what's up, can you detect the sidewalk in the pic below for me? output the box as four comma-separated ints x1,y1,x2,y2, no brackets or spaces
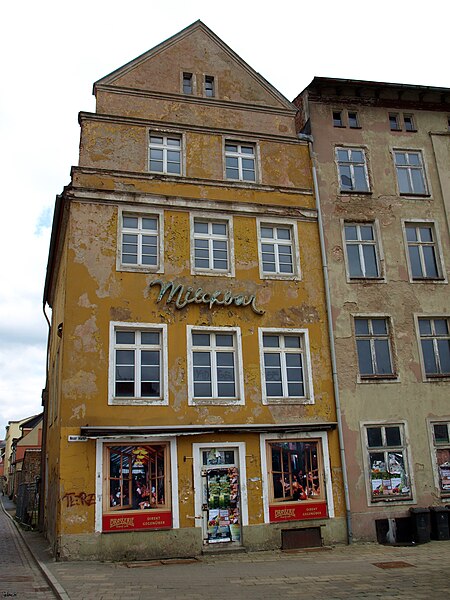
2,495,449,600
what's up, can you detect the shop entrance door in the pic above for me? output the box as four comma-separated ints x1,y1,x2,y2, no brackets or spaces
201,448,241,545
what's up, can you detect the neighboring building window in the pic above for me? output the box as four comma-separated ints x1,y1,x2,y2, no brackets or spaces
405,223,442,280
225,142,256,181
183,72,193,94
110,324,168,404
404,114,416,131
258,221,300,278
348,111,359,128
418,318,450,377
188,327,243,404
336,148,370,192
149,134,181,175
192,218,231,275
365,424,411,501
355,317,395,378
394,150,427,195
259,329,313,404
431,423,450,495
105,443,169,511
332,110,344,127
389,113,401,131
121,213,159,268
344,223,380,279
204,75,215,97
267,439,324,503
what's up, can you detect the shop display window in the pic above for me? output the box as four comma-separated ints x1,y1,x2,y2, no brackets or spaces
432,422,450,495
268,440,324,503
105,444,169,512
365,425,411,501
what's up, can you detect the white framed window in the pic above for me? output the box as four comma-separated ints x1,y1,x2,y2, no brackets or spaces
393,150,428,195
363,423,412,503
389,113,401,131
355,317,396,379
258,328,314,405
117,208,164,273
190,214,234,277
430,422,450,496
389,113,416,132
418,317,450,378
404,221,444,281
343,222,381,279
348,111,359,128
336,147,370,192
225,142,256,182
109,322,168,405
257,219,300,280
187,326,244,406
149,133,182,175
332,110,344,127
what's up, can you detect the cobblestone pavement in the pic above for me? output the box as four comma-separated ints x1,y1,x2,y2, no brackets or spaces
0,498,57,599
2,495,449,600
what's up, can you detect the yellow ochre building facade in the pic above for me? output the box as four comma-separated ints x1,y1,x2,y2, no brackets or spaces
43,22,346,560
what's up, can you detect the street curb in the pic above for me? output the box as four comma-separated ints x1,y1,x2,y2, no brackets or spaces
0,498,70,600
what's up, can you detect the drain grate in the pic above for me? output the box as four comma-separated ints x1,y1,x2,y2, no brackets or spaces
373,561,414,569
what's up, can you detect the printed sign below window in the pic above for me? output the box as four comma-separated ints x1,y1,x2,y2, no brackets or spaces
103,510,172,532
269,501,327,523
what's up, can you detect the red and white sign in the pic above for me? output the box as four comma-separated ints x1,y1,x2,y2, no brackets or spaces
269,501,327,523
103,511,172,532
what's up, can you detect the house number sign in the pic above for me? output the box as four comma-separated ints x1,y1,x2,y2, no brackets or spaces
149,279,265,315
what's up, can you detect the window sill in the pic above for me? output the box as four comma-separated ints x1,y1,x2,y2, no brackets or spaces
424,374,450,381
262,398,314,406
260,273,301,281
191,269,234,278
109,397,168,406
410,277,446,283
399,193,431,199
348,277,385,283
358,375,399,384
370,496,413,503
189,398,244,406
117,265,163,274
339,190,372,195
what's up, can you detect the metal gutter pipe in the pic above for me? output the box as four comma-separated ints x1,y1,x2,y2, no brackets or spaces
307,139,353,544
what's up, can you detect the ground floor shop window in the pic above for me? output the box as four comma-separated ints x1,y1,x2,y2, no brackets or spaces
431,422,450,495
365,424,411,501
267,439,327,522
102,443,172,532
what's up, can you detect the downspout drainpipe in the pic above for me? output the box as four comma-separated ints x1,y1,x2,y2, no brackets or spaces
303,135,353,544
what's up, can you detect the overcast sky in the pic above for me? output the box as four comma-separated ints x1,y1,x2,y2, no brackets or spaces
1,0,449,437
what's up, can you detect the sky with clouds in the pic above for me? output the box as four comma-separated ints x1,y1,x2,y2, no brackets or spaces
1,0,449,437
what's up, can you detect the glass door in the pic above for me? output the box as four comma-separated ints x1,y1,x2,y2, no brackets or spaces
201,448,241,545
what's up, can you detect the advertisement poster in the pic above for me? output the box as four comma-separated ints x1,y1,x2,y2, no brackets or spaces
103,511,172,532
206,467,241,543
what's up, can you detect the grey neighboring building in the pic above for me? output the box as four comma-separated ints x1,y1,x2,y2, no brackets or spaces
295,78,450,541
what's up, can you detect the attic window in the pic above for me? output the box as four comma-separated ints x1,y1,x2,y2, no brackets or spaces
183,73,193,95
205,75,215,98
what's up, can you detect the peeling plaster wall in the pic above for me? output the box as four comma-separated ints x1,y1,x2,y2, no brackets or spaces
304,90,450,540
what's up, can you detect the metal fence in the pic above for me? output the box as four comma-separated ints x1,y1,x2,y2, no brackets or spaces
16,482,39,528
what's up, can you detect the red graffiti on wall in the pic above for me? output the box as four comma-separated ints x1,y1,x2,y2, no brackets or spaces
62,491,96,508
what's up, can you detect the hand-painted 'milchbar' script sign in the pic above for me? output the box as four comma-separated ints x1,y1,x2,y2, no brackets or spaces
150,279,265,315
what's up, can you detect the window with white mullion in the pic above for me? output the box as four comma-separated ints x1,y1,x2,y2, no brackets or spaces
115,330,161,398
121,215,158,267
355,318,394,377
344,223,380,278
336,148,370,192
394,151,427,195
419,318,450,376
192,332,237,399
263,334,305,398
261,226,293,275
225,142,256,182
405,224,440,279
149,134,181,175
193,220,229,272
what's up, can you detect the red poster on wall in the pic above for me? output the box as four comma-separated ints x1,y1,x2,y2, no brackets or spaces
103,511,172,532
269,501,327,523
